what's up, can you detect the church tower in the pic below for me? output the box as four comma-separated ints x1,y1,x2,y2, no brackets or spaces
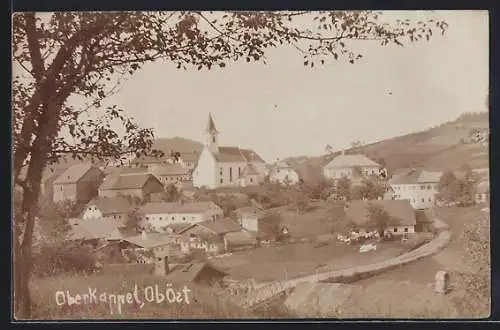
205,113,219,153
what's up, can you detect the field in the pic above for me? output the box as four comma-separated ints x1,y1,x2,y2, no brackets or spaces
210,240,411,282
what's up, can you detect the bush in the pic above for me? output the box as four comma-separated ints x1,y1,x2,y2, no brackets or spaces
33,242,98,278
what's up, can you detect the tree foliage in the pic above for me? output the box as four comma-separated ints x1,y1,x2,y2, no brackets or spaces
12,10,447,318
365,202,391,237
437,169,479,206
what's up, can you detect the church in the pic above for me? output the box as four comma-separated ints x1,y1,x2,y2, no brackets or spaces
192,113,267,189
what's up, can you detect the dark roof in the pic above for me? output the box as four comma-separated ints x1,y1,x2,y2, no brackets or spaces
87,196,136,215
99,173,160,190
206,113,218,132
53,164,100,185
165,262,227,283
139,201,220,214
345,200,416,227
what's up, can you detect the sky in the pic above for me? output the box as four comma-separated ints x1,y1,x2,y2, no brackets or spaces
72,10,489,163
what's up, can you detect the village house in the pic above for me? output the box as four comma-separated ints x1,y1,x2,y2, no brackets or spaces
192,113,267,189
120,231,182,263
139,201,223,231
268,160,300,185
234,207,287,241
167,151,200,172
152,163,191,185
98,172,164,200
323,151,381,181
344,199,417,236
52,164,105,203
164,262,228,287
177,218,242,254
130,155,168,172
82,196,136,228
389,168,442,209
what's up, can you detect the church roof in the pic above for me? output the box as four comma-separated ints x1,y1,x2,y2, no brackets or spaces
206,113,218,132
212,146,265,163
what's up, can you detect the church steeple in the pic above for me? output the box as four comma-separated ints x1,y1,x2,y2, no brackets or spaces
205,113,219,153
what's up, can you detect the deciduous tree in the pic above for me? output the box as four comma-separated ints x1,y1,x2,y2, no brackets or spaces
12,10,447,318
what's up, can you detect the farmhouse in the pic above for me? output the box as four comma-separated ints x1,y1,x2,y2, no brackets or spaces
139,201,223,231
152,163,191,185
344,199,417,236
268,161,300,185
177,218,242,254
53,164,104,203
389,168,442,209
192,113,266,189
98,172,164,199
82,196,136,228
323,151,381,180
120,231,181,261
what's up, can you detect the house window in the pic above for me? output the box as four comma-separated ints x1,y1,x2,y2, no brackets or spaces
421,198,425,203
250,178,253,183
182,217,186,221
220,178,223,184
159,217,162,220
238,167,241,176
146,217,150,220
171,217,175,221
404,228,409,233
229,167,233,182
429,198,432,202
427,185,431,190
213,136,216,143
420,185,425,189
393,228,398,233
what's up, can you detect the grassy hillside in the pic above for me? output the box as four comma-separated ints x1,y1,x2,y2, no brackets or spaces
286,112,489,182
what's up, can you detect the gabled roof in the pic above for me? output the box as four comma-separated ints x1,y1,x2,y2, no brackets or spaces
165,262,227,283
87,196,136,215
67,218,123,241
345,200,416,227
240,163,259,177
153,163,189,176
139,201,220,215
417,170,443,183
99,173,160,190
53,163,100,185
121,232,175,249
389,169,442,185
324,154,380,169
179,218,242,235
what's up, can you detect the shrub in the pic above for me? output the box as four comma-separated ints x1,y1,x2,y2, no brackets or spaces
33,242,98,278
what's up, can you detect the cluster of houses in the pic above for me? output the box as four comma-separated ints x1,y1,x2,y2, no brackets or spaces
24,112,490,286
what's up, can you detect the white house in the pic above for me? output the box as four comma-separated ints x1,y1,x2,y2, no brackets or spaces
138,201,223,232
323,151,381,180
268,161,300,185
192,113,266,189
389,169,442,209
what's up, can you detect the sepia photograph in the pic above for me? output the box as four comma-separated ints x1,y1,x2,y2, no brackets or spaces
12,10,490,320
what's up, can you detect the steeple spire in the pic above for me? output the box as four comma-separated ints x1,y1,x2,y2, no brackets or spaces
206,112,218,133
